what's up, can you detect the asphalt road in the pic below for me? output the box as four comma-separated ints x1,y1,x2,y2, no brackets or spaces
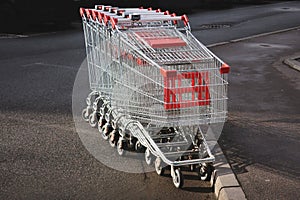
189,1,300,45
214,29,300,199
0,36,215,199
0,1,300,199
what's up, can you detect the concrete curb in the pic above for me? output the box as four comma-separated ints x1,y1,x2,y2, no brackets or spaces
211,144,247,200
283,53,300,72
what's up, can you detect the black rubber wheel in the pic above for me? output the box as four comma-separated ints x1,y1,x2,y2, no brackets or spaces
82,108,89,122
98,116,108,140
198,164,214,181
101,124,111,141
173,168,184,188
108,130,118,147
89,113,98,128
98,123,108,141
98,116,106,128
117,138,125,156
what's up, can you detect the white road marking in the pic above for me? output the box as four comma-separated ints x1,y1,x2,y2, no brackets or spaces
207,26,300,48
0,34,28,39
21,62,80,71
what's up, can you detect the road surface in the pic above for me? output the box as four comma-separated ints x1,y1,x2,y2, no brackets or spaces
214,29,300,200
0,1,299,199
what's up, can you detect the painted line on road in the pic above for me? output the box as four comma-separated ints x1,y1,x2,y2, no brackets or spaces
0,32,58,39
22,62,81,71
26,31,57,37
207,26,300,48
207,41,230,47
0,34,28,39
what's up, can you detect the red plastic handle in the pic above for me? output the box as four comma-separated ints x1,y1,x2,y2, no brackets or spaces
85,9,92,18
164,10,170,15
171,13,178,25
97,12,103,21
79,8,85,17
104,15,110,25
111,8,118,13
111,17,118,29
220,63,230,74
117,9,124,16
181,14,189,26
91,10,97,20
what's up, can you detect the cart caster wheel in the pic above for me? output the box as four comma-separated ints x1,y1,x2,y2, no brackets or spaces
103,123,113,140
98,122,108,141
98,116,106,127
198,164,213,181
89,114,98,128
135,141,145,153
145,148,154,165
155,157,165,176
117,138,126,156
173,168,184,188
82,108,90,122
109,130,118,147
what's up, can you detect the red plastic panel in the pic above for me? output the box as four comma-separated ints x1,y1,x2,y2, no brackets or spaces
144,37,186,48
160,68,177,77
220,63,230,74
163,71,210,110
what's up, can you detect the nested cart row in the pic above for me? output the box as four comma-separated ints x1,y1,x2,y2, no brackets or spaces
79,5,230,188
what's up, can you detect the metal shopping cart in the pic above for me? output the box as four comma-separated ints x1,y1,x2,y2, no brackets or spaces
80,5,230,188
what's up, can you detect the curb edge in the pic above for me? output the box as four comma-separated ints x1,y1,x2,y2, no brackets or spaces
211,143,247,200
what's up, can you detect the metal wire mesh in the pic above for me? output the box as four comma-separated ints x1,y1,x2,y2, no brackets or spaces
81,8,228,128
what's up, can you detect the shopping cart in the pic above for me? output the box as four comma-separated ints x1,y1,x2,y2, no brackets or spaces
80,5,230,188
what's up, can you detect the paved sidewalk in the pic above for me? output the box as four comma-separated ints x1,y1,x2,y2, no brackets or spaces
212,29,300,199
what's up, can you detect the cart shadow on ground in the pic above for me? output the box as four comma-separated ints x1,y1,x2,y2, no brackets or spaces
155,168,214,193
181,176,214,193
218,117,299,178
218,120,254,175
